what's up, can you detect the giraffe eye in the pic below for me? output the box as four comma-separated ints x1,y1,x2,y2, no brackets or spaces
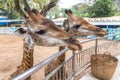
73,25,81,29
36,30,46,35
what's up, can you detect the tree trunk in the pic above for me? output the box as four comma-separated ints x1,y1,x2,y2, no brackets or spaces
40,0,58,16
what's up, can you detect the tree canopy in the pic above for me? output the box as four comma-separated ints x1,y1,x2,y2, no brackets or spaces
0,0,19,18
72,0,118,18
0,0,58,19
88,0,116,17
0,0,119,18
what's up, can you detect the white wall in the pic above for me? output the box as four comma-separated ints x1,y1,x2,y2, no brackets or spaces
0,27,18,34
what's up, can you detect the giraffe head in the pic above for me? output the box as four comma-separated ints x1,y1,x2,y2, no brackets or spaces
63,9,107,37
14,0,82,51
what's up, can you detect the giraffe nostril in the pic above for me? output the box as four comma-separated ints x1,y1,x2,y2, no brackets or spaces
64,37,79,44
96,27,101,31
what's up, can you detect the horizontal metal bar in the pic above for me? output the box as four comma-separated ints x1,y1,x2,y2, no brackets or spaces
12,48,69,80
45,63,63,80
45,53,75,80
80,33,120,44
103,33,120,39
45,37,119,79
12,33,120,80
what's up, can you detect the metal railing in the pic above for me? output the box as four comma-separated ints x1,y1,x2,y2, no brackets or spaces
12,34,120,80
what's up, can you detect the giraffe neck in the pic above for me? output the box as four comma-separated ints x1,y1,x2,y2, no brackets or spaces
56,46,65,64
10,41,34,80
45,46,66,80
21,41,34,71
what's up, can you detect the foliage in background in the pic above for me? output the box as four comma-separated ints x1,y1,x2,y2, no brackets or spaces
71,3,90,17
113,0,120,16
33,0,59,18
71,0,119,18
0,0,120,19
33,0,48,10
0,0,20,19
0,0,59,19
113,0,120,11
88,0,116,17
47,6,60,19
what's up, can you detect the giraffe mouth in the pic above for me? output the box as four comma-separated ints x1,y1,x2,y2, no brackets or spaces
95,30,107,37
64,37,82,51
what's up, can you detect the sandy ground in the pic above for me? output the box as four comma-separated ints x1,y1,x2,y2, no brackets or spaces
80,56,120,80
0,34,60,80
0,34,114,80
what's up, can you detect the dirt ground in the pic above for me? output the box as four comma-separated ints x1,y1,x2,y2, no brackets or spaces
0,34,62,80
0,34,109,80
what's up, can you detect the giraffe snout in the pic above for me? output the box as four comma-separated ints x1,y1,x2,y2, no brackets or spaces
68,43,82,51
64,38,82,51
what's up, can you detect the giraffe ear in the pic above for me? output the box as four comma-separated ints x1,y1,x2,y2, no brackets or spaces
14,27,28,37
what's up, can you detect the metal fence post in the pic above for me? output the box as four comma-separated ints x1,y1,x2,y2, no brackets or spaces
72,51,76,78
95,39,98,54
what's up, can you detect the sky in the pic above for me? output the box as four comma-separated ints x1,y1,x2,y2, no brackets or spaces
58,0,85,8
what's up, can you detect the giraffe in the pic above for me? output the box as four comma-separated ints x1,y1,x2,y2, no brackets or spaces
10,0,82,80
63,9,107,37
45,9,107,80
